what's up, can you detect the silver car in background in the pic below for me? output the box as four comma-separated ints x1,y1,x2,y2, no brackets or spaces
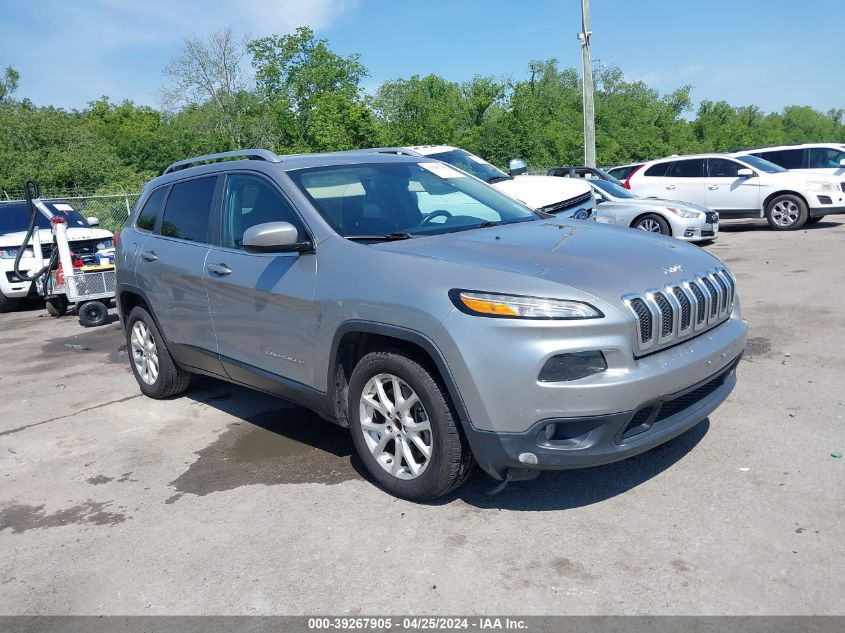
589,178,719,242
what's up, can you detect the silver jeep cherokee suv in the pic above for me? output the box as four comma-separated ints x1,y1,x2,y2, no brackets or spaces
116,149,747,500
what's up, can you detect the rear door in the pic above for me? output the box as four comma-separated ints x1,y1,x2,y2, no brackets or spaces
651,159,707,205
135,175,220,369
754,148,806,171
704,157,761,215
204,172,319,388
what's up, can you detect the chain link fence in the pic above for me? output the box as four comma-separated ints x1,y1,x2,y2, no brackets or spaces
2,193,140,233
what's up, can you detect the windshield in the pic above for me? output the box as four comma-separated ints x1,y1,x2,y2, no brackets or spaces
737,155,787,173
591,179,637,199
288,161,539,239
0,202,90,235
425,149,510,183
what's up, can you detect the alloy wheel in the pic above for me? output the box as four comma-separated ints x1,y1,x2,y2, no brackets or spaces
771,200,800,227
131,321,159,385
358,373,433,480
637,218,662,233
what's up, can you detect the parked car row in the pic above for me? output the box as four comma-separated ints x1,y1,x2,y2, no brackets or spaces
606,142,845,230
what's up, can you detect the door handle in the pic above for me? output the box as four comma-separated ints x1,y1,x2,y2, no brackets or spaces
207,263,232,276
141,250,158,262
707,185,719,190
665,185,676,190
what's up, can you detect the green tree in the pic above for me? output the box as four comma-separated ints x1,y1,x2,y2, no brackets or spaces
0,66,19,103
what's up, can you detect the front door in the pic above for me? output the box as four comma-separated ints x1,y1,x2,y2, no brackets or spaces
704,158,761,215
204,172,319,388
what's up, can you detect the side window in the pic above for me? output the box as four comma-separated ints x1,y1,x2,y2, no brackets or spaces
808,147,845,169
160,176,216,243
136,187,167,232
222,174,304,249
643,162,672,177
759,149,804,169
667,159,704,178
707,158,743,178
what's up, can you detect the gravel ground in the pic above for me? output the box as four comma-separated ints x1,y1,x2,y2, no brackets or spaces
0,217,843,615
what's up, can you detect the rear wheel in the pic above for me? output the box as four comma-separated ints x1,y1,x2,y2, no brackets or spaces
765,194,808,230
633,213,671,236
126,306,191,399
0,289,19,313
348,349,473,501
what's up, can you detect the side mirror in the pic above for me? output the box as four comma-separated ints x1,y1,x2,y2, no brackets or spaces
243,221,312,254
839,158,845,167
594,193,606,203
87,216,100,226
509,158,528,176
737,168,755,178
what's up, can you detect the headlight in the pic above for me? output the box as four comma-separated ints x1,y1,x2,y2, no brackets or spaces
95,238,114,250
0,247,34,259
666,207,703,219
450,290,603,319
805,181,838,193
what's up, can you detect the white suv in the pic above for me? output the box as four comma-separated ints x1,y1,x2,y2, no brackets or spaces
732,143,845,178
626,153,845,230
0,200,115,312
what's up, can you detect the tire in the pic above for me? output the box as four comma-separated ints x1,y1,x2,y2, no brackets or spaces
125,306,191,399
765,194,808,230
348,349,474,501
633,213,671,236
0,289,19,314
45,296,69,317
77,300,109,327
805,215,824,225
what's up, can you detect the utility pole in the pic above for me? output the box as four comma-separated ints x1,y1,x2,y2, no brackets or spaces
579,0,596,167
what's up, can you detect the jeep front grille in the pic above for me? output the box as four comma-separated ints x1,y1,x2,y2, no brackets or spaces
623,268,736,356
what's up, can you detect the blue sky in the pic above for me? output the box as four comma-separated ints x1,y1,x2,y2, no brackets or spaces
2,0,843,113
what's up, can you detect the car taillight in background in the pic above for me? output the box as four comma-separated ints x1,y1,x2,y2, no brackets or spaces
114,231,119,248
623,164,644,190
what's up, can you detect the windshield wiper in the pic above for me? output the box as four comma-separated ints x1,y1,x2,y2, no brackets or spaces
474,221,500,229
485,175,512,184
344,232,415,242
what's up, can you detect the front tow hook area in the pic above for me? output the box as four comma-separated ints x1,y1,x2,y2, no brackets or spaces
486,468,541,496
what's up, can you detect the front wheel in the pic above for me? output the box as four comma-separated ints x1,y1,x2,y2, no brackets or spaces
633,213,671,236
348,349,474,501
0,289,19,314
766,194,808,230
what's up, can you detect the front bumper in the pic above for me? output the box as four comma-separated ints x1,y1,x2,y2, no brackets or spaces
463,355,740,480
809,204,845,219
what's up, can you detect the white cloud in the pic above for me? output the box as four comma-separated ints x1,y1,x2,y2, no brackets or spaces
2,0,360,108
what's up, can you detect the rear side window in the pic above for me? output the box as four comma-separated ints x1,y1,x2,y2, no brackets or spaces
643,162,671,177
160,177,216,243
757,149,804,169
808,147,845,169
707,158,743,178
667,159,704,178
136,187,168,232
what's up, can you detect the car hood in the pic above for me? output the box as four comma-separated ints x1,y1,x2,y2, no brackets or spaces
376,220,723,303
609,197,712,213
492,175,592,209
0,227,114,248
763,171,841,186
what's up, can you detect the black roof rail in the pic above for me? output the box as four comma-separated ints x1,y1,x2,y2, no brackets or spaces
162,149,282,175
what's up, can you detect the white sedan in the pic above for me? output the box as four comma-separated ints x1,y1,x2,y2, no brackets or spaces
588,179,718,243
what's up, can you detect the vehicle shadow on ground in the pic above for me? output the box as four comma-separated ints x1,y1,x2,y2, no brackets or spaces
186,376,709,510
718,219,842,233
439,419,709,511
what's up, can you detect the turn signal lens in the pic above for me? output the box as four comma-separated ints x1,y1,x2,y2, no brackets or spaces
451,290,603,320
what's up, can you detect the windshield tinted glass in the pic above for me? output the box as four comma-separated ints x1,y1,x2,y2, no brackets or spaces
737,155,786,173
0,202,89,235
288,161,538,238
591,179,636,199
426,149,509,182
